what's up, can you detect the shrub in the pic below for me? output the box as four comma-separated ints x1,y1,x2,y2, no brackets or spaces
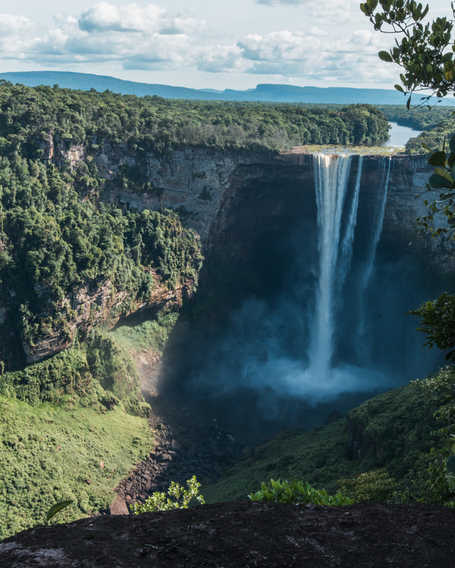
338,469,398,503
132,476,205,514
248,479,353,506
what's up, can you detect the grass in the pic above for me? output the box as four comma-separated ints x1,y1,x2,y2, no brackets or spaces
0,396,154,539
112,310,179,354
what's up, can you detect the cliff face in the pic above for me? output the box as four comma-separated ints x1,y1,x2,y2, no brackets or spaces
13,141,451,366
82,143,451,270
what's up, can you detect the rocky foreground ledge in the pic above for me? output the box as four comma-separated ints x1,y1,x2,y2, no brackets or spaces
1,502,454,567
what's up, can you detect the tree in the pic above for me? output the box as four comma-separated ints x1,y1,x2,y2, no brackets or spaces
361,0,455,234
360,0,455,358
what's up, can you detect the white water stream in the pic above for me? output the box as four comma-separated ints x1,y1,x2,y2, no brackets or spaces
309,153,353,381
308,153,391,383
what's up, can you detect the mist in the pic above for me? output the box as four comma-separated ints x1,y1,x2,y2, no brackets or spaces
161,154,446,441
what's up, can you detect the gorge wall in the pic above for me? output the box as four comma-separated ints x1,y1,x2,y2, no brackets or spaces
110,146,450,441
92,143,452,272
7,140,452,429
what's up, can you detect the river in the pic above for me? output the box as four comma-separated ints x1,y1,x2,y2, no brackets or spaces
384,121,422,148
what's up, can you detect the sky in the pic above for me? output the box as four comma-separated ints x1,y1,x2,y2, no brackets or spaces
0,0,448,90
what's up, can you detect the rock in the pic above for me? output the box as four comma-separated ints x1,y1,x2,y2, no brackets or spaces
1,502,454,567
109,496,129,516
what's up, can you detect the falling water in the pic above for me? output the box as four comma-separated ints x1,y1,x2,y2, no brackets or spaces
309,153,353,380
357,157,392,344
308,153,390,385
360,157,392,292
338,156,364,288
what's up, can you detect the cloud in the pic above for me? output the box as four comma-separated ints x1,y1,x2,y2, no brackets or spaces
0,14,32,35
78,3,202,35
0,2,397,87
257,0,308,5
197,44,245,73
257,0,351,21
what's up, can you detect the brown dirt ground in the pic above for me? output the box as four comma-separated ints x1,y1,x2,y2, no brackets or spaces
1,501,454,567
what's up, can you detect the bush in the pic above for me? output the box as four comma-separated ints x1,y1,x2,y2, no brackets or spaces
248,479,353,506
132,476,205,514
338,469,398,503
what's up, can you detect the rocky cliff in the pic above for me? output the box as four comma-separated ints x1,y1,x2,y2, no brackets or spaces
9,139,450,368
68,141,451,270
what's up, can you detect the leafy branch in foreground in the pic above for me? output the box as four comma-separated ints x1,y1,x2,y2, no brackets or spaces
360,0,452,105
132,476,205,514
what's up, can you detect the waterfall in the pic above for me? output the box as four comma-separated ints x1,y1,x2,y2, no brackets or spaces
360,157,391,292
338,156,364,288
356,157,392,344
308,153,389,384
309,153,352,380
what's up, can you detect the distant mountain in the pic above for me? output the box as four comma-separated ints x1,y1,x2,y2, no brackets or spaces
1,70,454,106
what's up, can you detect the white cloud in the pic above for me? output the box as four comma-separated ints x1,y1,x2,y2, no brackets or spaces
257,0,308,5
197,44,245,73
79,3,162,33
78,3,203,35
0,1,399,88
0,14,32,35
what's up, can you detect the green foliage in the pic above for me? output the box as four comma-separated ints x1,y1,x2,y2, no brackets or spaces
132,476,205,514
112,308,179,354
411,293,455,361
205,367,455,508
0,331,151,416
248,479,353,506
360,1,448,100
0,396,154,539
0,82,389,154
339,470,398,503
0,150,201,369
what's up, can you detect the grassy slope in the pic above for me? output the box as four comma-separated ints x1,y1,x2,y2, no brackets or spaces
0,397,154,539
204,367,455,505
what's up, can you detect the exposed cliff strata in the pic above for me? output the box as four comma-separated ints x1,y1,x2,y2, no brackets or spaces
383,155,455,272
22,272,191,365
58,140,451,271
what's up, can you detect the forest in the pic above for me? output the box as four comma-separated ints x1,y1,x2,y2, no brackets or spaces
0,81,390,154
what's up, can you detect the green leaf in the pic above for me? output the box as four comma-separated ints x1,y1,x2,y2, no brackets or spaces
428,151,447,167
46,500,73,523
394,84,405,93
378,50,393,62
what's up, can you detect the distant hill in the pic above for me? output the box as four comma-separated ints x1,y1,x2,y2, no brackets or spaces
1,70,454,106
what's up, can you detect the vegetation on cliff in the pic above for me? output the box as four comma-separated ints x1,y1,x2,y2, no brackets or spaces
204,366,455,507
0,152,202,371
